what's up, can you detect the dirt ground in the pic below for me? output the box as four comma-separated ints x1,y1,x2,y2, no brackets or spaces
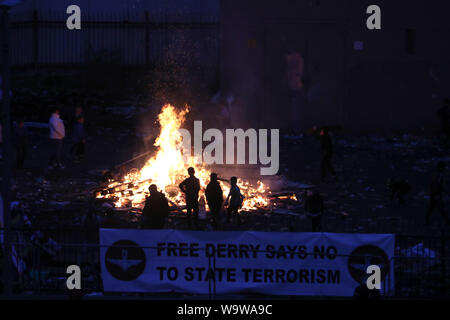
1,70,449,236
3,119,450,236
2,101,450,298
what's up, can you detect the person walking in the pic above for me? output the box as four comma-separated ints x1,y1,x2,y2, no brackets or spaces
313,126,336,181
318,126,336,181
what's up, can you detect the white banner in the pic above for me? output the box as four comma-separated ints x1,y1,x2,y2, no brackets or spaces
100,229,394,296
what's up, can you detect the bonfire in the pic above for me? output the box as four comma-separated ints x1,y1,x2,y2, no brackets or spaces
96,104,274,212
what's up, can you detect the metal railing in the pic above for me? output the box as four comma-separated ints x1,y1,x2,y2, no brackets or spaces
8,10,219,67
1,228,449,299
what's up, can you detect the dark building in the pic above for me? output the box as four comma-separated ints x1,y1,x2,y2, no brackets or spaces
220,0,450,132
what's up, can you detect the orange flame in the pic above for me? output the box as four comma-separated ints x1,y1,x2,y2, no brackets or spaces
97,104,271,212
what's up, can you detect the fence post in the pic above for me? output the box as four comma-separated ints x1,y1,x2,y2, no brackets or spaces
32,9,38,67
37,244,41,294
145,11,150,66
441,229,447,297
1,6,14,297
213,253,216,299
208,252,211,300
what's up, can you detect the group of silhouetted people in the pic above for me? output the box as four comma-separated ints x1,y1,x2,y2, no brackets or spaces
312,118,450,228
139,100,450,231
9,106,86,171
141,167,245,230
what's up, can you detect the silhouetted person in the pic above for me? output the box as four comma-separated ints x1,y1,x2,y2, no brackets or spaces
15,119,28,170
426,161,449,225
225,176,244,224
70,116,85,161
304,190,324,232
205,173,223,230
437,98,450,142
314,126,336,181
387,178,411,205
68,105,83,131
142,184,170,229
179,167,200,229
74,106,84,121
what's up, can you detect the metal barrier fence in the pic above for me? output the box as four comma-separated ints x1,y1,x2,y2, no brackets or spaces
8,10,219,67
394,232,449,297
1,228,449,298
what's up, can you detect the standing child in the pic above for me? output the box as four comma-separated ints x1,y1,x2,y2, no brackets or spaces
225,176,244,224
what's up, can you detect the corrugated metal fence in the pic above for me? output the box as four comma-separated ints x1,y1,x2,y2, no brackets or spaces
9,10,219,67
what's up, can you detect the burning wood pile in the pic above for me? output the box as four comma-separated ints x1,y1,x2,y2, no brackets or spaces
94,104,302,215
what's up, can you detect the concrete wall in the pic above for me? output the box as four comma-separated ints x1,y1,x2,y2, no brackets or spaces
220,0,450,132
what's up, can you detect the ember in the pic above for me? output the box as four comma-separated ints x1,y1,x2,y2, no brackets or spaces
96,104,275,212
